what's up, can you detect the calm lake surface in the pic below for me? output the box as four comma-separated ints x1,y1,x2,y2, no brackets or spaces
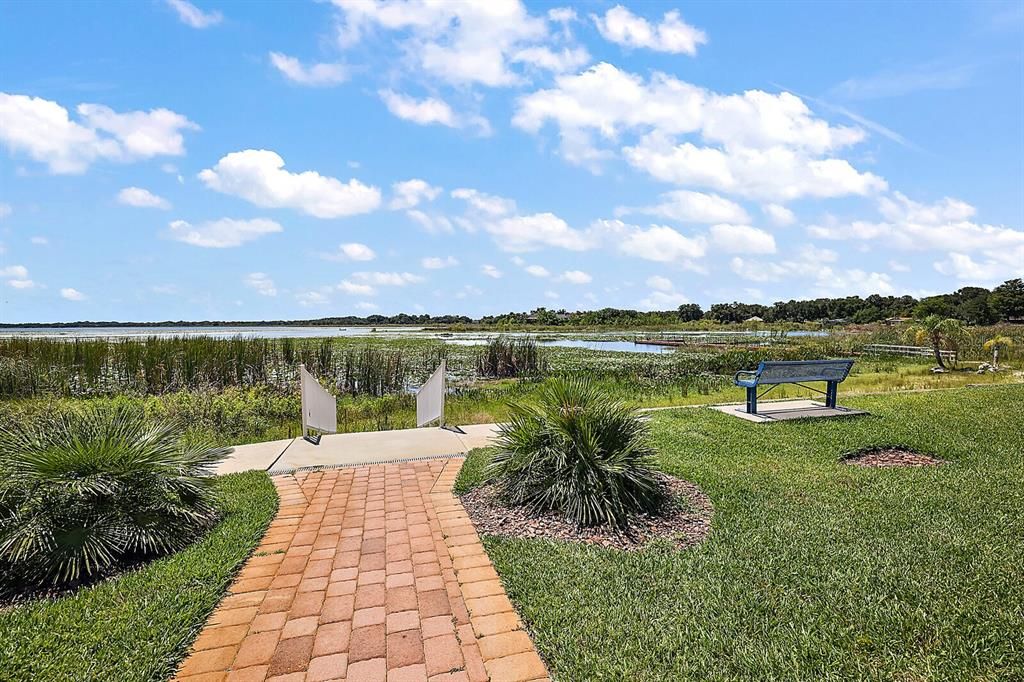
0,326,826,354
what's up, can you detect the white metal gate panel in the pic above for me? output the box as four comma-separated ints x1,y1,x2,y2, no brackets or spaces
300,364,337,436
416,360,445,427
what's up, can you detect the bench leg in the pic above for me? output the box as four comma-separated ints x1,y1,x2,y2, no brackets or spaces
826,382,837,408
746,387,757,414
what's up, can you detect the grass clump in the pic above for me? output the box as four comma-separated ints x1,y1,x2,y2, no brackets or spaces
476,336,547,378
0,470,277,681
0,405,227,590
489,377,663,528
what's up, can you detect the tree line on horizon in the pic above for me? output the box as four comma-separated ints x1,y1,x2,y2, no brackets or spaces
4,279,1022,329
483,279,1023,326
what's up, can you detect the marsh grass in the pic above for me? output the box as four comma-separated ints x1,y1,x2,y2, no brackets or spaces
0,336,450,398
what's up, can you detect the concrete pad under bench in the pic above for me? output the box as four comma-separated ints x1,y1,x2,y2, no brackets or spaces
710,399,868,423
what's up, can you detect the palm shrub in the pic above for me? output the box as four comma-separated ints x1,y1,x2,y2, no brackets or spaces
0,405,227,589
983,335,1013,369
907,315,970,369
488,377,664,528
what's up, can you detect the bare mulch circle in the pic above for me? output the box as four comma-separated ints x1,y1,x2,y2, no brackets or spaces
459,473,713,552
843,446,944,468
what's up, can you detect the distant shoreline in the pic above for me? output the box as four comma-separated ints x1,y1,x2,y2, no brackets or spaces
0,321,382,329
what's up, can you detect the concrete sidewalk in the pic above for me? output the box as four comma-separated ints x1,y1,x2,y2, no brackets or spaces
215,423,501,475
213,396,848,476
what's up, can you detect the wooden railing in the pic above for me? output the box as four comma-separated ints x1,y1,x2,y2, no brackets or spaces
862,344,957,363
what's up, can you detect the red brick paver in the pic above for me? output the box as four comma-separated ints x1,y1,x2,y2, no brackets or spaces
175,460,548,682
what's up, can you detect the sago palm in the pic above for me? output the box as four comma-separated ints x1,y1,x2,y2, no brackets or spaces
0,405,227,588
488,377,664,528
983,335,1013,369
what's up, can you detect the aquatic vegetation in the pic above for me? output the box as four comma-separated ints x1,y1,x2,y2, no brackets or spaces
475,336,547,378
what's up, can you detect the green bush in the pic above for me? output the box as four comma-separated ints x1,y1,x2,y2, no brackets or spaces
0,405,227,589
488,377,663,528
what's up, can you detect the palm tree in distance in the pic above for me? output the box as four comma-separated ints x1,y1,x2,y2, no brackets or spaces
908,315,969,370
983,335,1013,369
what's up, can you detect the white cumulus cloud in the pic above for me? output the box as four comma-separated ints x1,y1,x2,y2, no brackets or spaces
524,264,550,277
324,242,377,262
422,256,459,269
60,287,86,301
244,272,277,296
379,90,491,135
597,219,706,264
559,269,592,284
117,186,171,209
167,217,282,248
352,271,425,286
336,1,555,88
617,189,749,224
762,203,796,226
646,275,673,291
481,264,503,279
199,149,381,218
709,224,777,254
488,212,595,252
165,0,222,28
451,188,517,217
389,179,442,210
593,5,707,55
807,192,1023,277
0,93,198,174
2,264,33,289
513,63,879,200
338,280,375,296
730,246,896,297
269,52,347,87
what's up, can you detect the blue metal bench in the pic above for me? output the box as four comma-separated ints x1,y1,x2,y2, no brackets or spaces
733,359,855,415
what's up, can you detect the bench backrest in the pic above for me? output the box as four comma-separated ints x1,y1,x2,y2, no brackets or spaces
755,359,854,384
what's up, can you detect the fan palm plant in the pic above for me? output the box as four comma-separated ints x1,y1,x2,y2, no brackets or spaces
0,405,227,589
983,335,1013,369
488,377,664,528
908,315,969,369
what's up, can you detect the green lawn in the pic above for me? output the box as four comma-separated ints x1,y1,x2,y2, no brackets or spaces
459,385,1024,681
0,471,278,682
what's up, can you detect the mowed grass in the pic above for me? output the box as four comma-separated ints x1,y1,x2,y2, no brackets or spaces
462,385,1024,681
0,471,278,682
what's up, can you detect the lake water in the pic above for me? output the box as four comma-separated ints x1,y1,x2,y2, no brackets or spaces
0,326,826,354
445,338,675,354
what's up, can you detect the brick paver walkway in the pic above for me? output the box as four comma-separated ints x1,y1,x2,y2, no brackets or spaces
174,460,548,682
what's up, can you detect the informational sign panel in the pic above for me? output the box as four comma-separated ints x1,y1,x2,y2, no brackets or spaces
300,364,337,437
416,360,445,428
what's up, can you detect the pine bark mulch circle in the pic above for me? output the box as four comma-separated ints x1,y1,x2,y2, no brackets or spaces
842,446,945,468
459,473,713,552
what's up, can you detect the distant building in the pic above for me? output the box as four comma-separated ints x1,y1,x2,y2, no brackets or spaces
745,316,764,323
883,316,912,325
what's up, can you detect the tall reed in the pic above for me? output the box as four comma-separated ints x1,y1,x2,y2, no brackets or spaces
475,336,547,378
0,336,448,399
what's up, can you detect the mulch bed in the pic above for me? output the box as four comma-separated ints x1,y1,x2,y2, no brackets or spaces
459,473,713,552
842,446,945,468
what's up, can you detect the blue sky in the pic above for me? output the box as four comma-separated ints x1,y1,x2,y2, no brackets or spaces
0,0,1021,323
